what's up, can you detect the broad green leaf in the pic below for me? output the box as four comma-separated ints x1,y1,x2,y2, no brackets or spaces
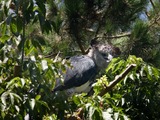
152,67,160,80
11,92,22,101
37,100,50,110
9,92,14,105
31,38,43,52
106,58,121,72
112,60,126,74
121,98,125,106
73,95,81,105
1,91,9,106
8,92,22,105
30,98,36,110
92,107,103,120
0,35,10,43
15,105,20,113
35,95,41,100
6,77,21,89
25,46,35,56
129,73,135,80
10,20,17,34
41,60,48,71
0,22,7,35
0,87,5,95
147,66,152,76
20,78,26,87
144,65,152,80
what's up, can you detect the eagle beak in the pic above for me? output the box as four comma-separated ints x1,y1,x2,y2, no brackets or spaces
102,53,113,62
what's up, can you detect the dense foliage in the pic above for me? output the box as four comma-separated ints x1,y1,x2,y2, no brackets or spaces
0,0,160,119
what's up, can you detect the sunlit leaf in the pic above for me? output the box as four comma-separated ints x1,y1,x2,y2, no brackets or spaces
41,60,48,71
152,67,160,80
20,78,26,87
9,92,22,105
73,95,81,105
0,35,10,43
15,105,20,112
121,98,125,106
6,77,20,89
9,92,14,105
30,98,36,110
35,95,41,100
129,73,135,80
1,91,9,106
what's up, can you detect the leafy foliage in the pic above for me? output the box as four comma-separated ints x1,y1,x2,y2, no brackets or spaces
69,56,160,120
0,0,160,120
103,56,160,119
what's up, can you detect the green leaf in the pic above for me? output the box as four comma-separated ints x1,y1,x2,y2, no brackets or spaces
30,98,36,110
31,38,44,52
106,58,121,72
73,95,81,105
10,20,18,35
9,92,14,105
0,35,10,43
144,65,152,80
8,92,22,105
112,60,126,74
93,108,103,120
0,88,5,95
35,95,41,100
20,78,26,87
37,100,50,110
1,91,9,106
6,77,21,89
152,67,160,80
0,22,7,35
41,60,48,71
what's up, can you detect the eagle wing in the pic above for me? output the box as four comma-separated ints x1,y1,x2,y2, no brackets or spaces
53,55,97,92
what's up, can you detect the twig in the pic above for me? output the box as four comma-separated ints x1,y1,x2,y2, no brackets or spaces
99,64,136,96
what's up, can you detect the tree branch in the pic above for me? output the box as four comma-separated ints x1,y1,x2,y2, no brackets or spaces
99,64,136,96
103,32,131,39
149,0,155,9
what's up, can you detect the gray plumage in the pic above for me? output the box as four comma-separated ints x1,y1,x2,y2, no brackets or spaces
53,40,121,96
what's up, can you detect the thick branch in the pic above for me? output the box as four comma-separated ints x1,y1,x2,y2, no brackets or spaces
99,64,136,96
